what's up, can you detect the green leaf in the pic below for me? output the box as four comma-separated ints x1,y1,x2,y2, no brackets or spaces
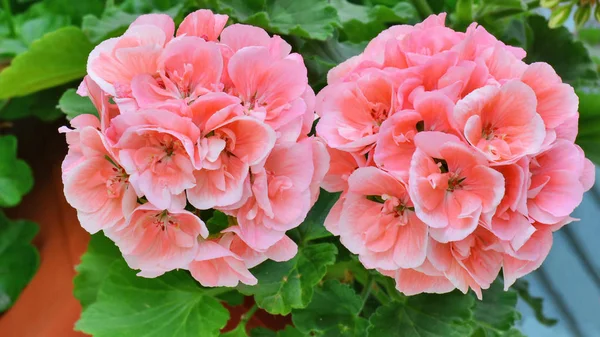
57,88,98,120
206,210,231,235
218,0,340,41
222,325,250,337
574,5,592,30
293,280,368,337
0,39,27,57
73,232,121,309
512,279,558,327
330,0,418,43
0,211,39,312
0,86,69,121
0,135,33,207
237,243,338,315
573,82,600,165
548,4,573,29
0,26,94,99
81,0,186,44
471,280,521,337
300,37,364,91
525,15,597,83
76,261,230,337
251,326,306,337
44,0,104,24
17,13,71,45
367,291,475,337
289,190,339,244
475,0,526,19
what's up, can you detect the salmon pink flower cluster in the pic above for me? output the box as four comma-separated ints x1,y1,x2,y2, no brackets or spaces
60,10,328,286
318,13,595,298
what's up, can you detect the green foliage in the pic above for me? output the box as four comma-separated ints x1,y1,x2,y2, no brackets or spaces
0,26,93,99
367,291,475,337
512,280,558,327
217,0,340,41
206,210,231,235
73,232,121,309
0,87,65,121
330,0,417,43
76,261,230,337
288,190,338,244
237,243,337,315
81,0,185,44
251,326,306,337
292,280,369,337
0,211,39,312
57,88,98,120
0,135,33,207
471,281,522,337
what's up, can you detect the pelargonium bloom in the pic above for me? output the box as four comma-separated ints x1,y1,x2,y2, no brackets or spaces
317,12,595,298
62,9,325,287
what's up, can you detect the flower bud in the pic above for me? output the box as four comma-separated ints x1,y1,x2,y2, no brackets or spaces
549,4,573,28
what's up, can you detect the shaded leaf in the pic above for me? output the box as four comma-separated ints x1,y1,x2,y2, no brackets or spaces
218,0,340,41
367,291,475,337
0,26,94,99
512,279,558,327
58,88,98,120
76,261,230,337
73,232,121,309
293,280,368,337
331,0,417,43
0,135,33,207
471,280,522,336
0,211,39,312
238,243,338,315
289,190,339,244
251,326,306,337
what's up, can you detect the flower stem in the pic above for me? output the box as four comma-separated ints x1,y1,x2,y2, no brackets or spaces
240,304,259,326
1,0,16,37
361,276,375,307
411,0,434,18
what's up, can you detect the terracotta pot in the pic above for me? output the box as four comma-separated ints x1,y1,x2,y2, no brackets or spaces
0,119,290,336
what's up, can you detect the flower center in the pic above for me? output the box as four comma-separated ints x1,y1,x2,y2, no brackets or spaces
152,210,178,231
447,173,466,192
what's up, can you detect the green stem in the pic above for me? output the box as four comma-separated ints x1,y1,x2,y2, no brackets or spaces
360,277,375,309
1,0,16,37
240,304,259,326
411,0,434,18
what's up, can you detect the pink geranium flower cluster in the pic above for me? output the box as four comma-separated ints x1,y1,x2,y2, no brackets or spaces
61,10,328,286
318,13,596,298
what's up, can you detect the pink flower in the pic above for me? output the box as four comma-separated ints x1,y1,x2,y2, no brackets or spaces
176,9,228,41
374,92,455,181
106,109,200,209
226,138,328,250
226,46,308,132
87,14,174,97
316,69,397,154
453,80,546,164
130,36,224,109
409,132,505,242
380,260,455,296
189,236,257,287
106,203,208,277
521,62,578,129
335,167,428,270
186,93,276,209
428,228,503,299
528,140,594,225
62,123,137,234
321,147,365,193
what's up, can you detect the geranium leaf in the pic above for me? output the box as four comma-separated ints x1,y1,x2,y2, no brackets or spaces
76,261,230,337
292,280,369,337
0,26,94,99
0,212,39,312
58,88,98,120
218,0,340,41
470,280,522,336
0,135,33,207
367,291,475,337
237,243,337,315
330,0,417,43
73,232,121,309
251,326,306,337
512,279,558,327
289,190,339,244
